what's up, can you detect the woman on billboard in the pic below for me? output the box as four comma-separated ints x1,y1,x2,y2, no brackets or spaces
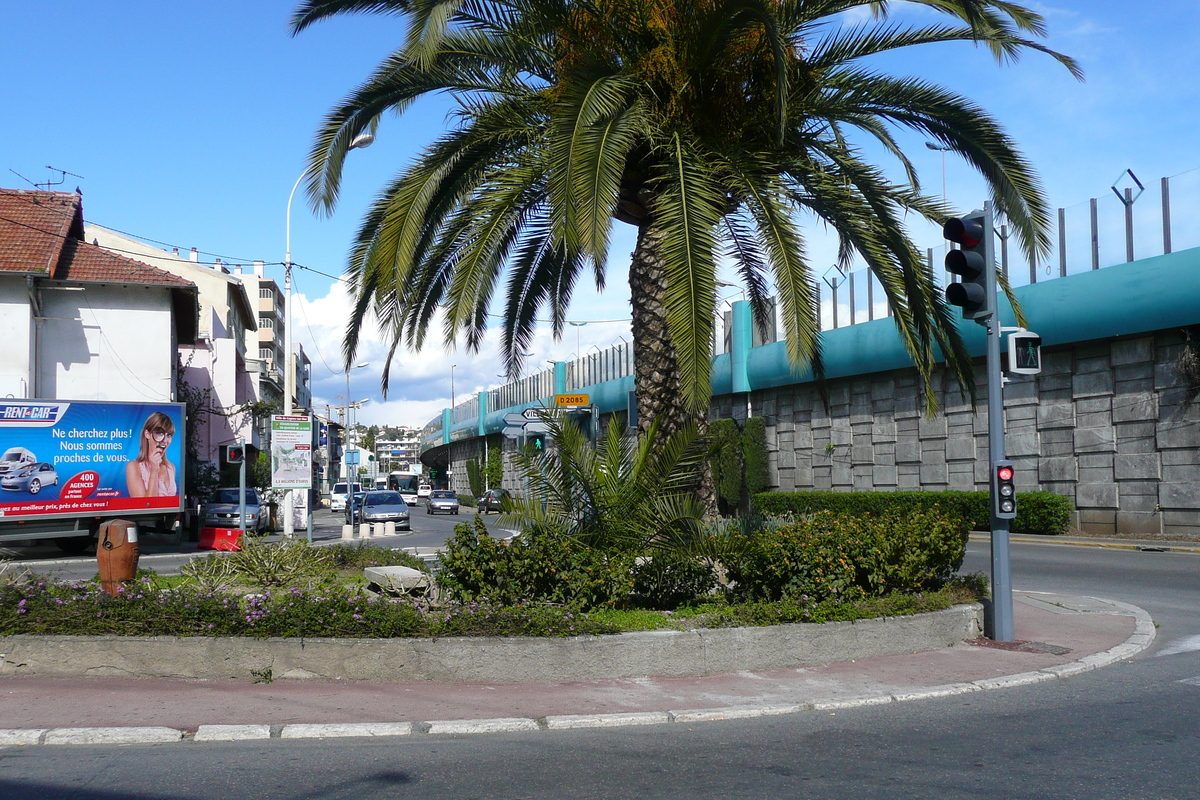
126,412,177,497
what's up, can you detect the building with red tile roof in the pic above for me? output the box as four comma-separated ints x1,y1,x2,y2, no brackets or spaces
0,187,198,403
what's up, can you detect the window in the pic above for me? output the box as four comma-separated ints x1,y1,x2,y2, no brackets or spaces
259,348,273,361
259,317,273,329
259,288,274,300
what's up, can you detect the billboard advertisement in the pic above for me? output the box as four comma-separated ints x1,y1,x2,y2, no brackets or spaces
270,414,312,489
0,400,185,520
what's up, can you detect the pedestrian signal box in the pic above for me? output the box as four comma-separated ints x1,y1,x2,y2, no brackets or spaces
1006,331,1042,376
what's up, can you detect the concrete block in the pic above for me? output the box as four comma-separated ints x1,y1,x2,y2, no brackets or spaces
1114,454,1161,480
1113,392,1158,423
870,379,896,401
1074,427,1116,453
918,415,948,439
1037,402,1075,430
945,436,975,461
1041,351,1074,374
1156,420,1200,450
1076,483,1118,509
1111,336,1154,365
896,442,922,463
1075,354,1110,375
364,566,432,596
1159,483,1200,509
1116,512,1162,536
1078,453,1114,470
919,463,947,485
1038,457,1078,483
873,465,898,486
1115,363,1155,383
830,422,853,447
194,724,271,742
1005,431,1040,457
1155,361,1184,389
851,445,874,465
872,421,897,442
1073,371,1114,398
1077,509,1117,536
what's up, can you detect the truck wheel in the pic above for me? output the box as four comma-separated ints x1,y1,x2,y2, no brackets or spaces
54,535,93,554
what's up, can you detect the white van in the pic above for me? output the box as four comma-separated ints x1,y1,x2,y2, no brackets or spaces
0,447,36,478
330,481,362,512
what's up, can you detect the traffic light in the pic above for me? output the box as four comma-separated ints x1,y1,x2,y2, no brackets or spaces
943,211,994,322
222,443,244,465
993,461,1017,519
528,434,545,451
1006,330,1042,375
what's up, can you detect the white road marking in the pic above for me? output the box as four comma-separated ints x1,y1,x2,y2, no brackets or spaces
1156,634,1200,657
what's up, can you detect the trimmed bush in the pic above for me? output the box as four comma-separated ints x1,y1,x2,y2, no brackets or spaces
752,489,1074,535
725,508,968,602
709,418,743,515
742,417,770,496
436,517,635,610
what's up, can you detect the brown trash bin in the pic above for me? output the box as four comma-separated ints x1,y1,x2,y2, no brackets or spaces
97,519,140,597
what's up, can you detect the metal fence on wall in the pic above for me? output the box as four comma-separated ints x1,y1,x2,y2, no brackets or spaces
820,167,1200,331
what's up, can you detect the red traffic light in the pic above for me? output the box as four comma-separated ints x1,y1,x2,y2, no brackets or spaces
943,217,983,248
997,466,1014,481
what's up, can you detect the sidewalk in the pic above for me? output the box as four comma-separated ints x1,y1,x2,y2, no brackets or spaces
0,591,1154,746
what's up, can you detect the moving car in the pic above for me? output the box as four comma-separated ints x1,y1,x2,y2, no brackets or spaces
477,488,511,514
425,489,459,515
417,484,433,499
358,490,411,531
202,487,269,533
0,461,58,494
399,487,419,506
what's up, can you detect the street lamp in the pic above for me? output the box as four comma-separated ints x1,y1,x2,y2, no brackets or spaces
283,132,373,540
925,141,952,202
568,321,587,358
345,362,369,530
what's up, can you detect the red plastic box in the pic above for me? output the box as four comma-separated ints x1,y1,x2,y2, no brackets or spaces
198,527,243,551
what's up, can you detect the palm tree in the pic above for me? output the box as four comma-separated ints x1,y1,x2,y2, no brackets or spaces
291,0,1078,439
503,411,712,554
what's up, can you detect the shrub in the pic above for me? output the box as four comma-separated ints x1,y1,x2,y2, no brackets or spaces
466,458,484,497
630,552,718,610
752,489,1074,535
709,418,743,515
742,417,770,496
436,517,635,610
725,508,967,602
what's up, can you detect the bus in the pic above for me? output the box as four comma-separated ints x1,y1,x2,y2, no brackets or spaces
387,471,422,504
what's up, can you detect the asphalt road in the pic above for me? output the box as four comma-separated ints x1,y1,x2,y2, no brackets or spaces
2,539,1197,798
0,506,512,582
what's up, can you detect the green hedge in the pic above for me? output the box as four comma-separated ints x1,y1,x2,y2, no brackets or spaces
752,489,1074,535
437,517,635,610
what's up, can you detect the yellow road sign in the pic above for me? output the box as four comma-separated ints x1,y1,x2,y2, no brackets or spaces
554,393,589,408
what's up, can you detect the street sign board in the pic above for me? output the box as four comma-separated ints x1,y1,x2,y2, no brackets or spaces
502,426,526,439
555,393,589,408
522,421,551,434
503,413,527,426
271,414,313,489
522,407,547,421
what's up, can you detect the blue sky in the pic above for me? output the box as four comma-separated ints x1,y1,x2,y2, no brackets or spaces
3,1,1199,427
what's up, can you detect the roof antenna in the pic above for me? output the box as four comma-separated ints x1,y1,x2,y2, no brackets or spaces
39,166,85,191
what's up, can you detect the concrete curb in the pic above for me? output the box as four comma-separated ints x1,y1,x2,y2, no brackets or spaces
0,595,1154,747
0,604,983,683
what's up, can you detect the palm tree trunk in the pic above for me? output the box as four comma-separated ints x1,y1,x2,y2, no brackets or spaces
628,224,716,513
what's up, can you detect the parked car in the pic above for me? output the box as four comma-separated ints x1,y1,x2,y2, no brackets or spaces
0,461,58,494
358,490,411,531
202,487,269,533
477,488,511,514
425,490,459,515
343,491,368,525
330,482,362,512
417,484,433,499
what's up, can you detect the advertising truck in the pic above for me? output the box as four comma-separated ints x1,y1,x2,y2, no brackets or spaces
0,399,185,552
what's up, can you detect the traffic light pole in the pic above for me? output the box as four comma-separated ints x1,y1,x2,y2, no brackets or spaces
981,201,1015,642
